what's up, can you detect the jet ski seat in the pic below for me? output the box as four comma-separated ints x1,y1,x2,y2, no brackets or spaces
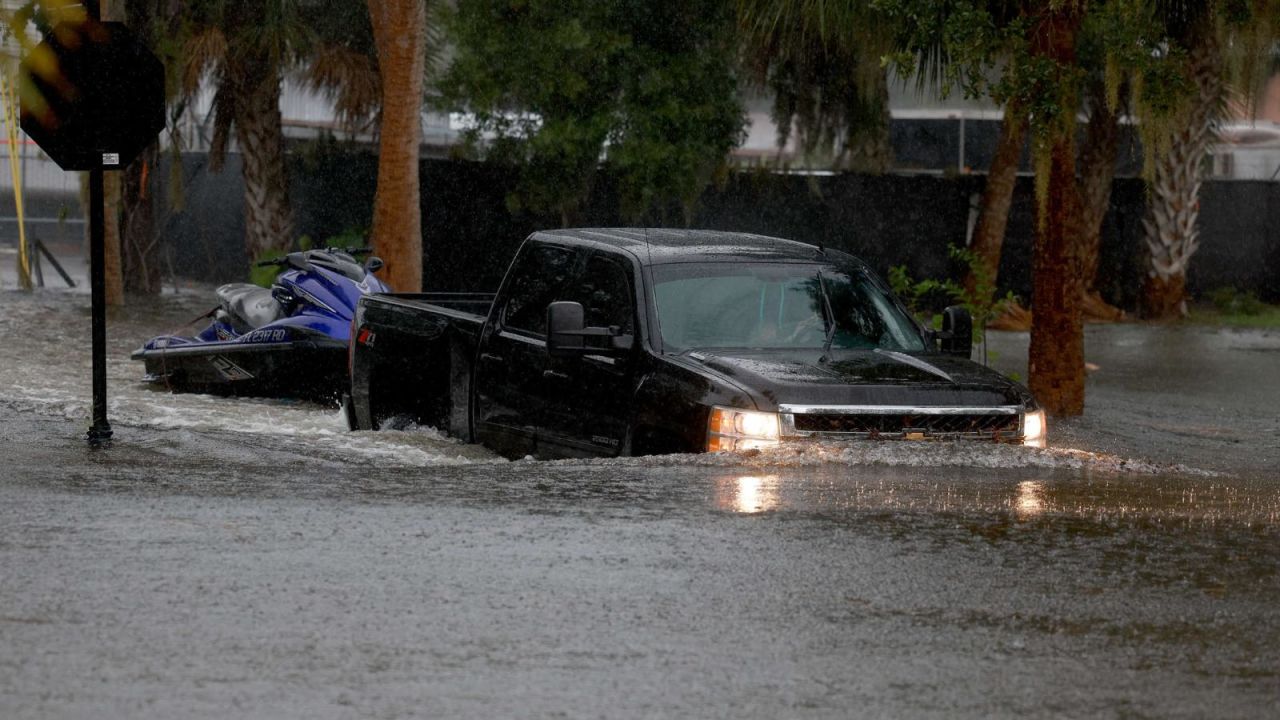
216,283,285,331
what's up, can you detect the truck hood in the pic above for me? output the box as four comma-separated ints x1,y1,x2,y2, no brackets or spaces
686,349,1035,410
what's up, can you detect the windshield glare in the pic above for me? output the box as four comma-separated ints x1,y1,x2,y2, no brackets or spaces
652,262,926,352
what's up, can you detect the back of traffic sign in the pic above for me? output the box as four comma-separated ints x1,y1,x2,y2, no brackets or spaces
17,11,167,446
19,20,165,171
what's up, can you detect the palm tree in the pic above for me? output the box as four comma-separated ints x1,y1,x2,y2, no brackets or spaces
1077,75,1124,321
965,102,1027,301
181,1,303,258
1140,22,1222,318
1139,1,1280,318
1023,4,1088,416
180,1,310,261
178,0,389,267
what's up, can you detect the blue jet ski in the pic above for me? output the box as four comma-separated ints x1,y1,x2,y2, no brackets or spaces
132,247,391,400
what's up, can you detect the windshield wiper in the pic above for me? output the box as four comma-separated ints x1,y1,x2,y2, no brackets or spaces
817,271,837,363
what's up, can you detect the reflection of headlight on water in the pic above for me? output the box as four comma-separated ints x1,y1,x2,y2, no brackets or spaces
721,475,780,514
1014,480,1045,519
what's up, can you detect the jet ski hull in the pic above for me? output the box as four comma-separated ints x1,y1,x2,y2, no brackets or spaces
131,339,348,401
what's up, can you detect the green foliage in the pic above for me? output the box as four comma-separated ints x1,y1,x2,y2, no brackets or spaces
439,0,745,223
873,0,1020,105
248,227,368,287
873,0,1215,198
889,264,956,323
318,227,370,252
1189,290,1280,328
889,244,1018,344
249,248,287,288
1207,287,1267,316
738,0,893,171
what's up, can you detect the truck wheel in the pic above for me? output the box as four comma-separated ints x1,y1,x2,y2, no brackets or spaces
632,428,687,457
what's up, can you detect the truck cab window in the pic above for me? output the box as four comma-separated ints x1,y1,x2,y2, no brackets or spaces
502,244,577,335
652,262,925,352
569,255,634,334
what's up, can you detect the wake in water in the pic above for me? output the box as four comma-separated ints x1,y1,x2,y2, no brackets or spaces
0,289,1214,476
567,440,1217,476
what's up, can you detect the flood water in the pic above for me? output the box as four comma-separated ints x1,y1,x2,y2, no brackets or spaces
2,286,1279,718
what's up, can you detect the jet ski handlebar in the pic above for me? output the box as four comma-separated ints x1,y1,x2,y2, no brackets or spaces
254,247,373,268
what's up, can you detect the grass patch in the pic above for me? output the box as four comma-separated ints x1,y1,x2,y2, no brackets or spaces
1187,305,1280,328
1187,288,1280,328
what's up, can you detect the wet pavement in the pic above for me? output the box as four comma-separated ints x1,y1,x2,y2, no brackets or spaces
1,288,1279,718
986,326,1280,479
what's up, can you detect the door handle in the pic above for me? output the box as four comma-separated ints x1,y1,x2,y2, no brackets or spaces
542,369,571,381
479,353,504,364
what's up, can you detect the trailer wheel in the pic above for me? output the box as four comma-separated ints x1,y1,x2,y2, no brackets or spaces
378,414,415,431
341,393,358,431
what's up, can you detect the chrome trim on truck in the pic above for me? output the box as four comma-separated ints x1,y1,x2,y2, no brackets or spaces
778,404,1024,439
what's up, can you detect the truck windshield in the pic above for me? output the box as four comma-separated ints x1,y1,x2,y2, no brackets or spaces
652,262,926,352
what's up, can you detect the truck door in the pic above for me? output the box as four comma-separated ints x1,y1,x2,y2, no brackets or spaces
536,251,640,458
473,242,581,458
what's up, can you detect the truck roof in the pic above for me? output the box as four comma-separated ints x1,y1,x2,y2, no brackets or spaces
530,228,848,266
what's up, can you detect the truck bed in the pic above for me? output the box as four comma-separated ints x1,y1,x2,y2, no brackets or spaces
361,292,495,327
348,292,496,434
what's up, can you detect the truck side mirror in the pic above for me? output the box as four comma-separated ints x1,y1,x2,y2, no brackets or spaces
546,301,634,357
547,301,586,357
364,256,385,274
939,305,973,358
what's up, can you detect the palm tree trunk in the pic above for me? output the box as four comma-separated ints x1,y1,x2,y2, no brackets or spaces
79,169,124,304
1141,33,1221,319
368,0,427,293
1030,134,1086,416
115,0,162,294
1027,7,1085,417
122,143,163,294
964,106,1026,299
100,0,125,305
233,66,294,260
1077,77,1123,320
103,171,124,306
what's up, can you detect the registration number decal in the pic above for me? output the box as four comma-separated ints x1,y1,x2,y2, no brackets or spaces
244,329,288,343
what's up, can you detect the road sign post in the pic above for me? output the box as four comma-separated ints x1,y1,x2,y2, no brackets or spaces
19,7,165,445
87,167,111,443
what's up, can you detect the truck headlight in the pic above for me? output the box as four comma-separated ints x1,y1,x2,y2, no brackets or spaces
1022,409,1047,448
708,406,780,452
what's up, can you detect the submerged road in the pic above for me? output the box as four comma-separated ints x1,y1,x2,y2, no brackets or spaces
1,289,1279,718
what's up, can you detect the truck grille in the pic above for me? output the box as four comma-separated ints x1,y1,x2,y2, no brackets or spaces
781,405,1022,440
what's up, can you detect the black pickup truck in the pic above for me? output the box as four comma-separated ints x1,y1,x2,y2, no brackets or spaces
346,229,1045,459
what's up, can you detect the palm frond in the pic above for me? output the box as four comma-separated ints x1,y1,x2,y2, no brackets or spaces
208,80,236,172
304,42,381,126
182,26,228,96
